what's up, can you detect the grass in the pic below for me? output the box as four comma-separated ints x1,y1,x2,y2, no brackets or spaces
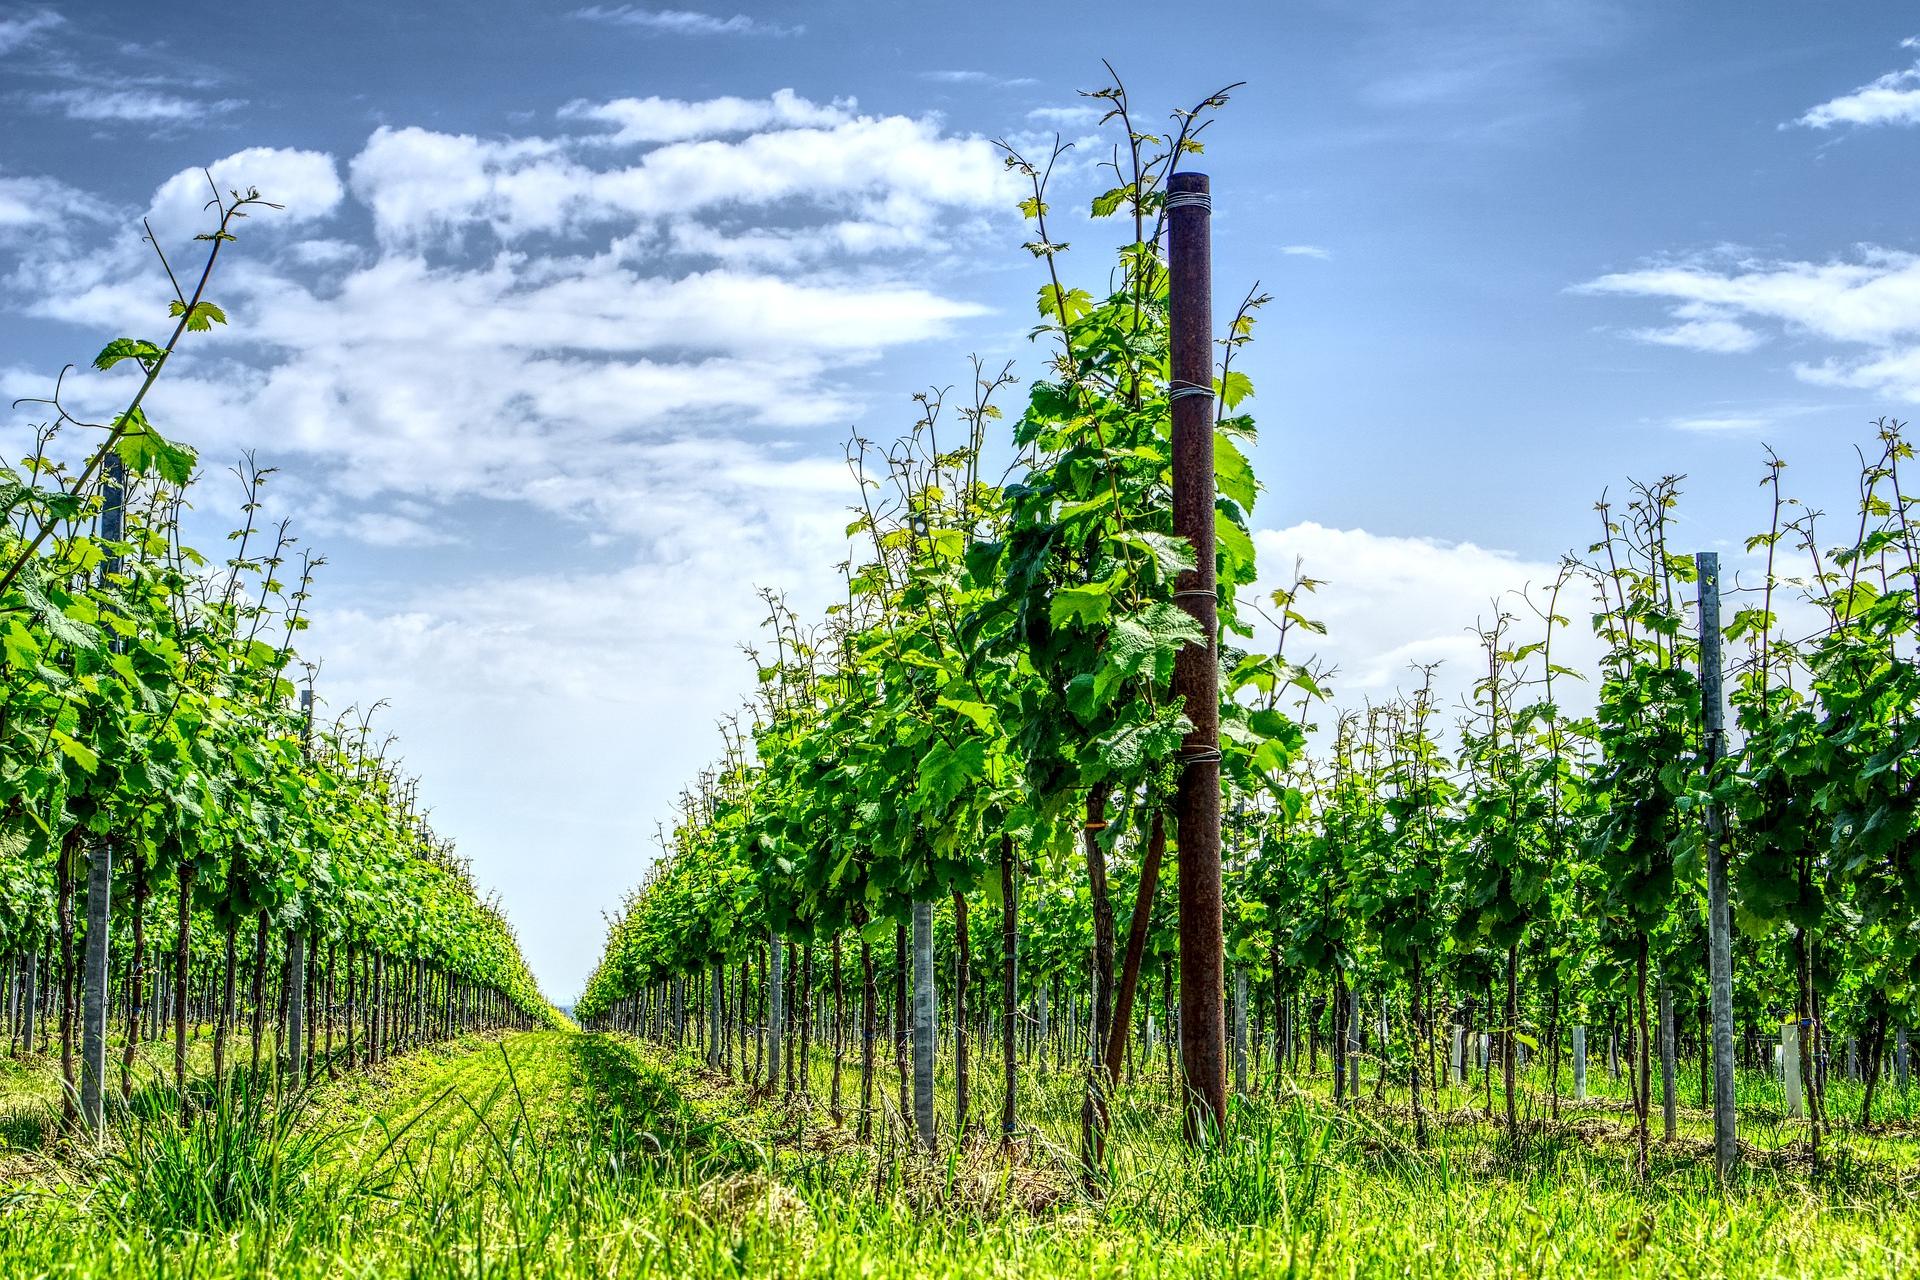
0,1028,1913,1276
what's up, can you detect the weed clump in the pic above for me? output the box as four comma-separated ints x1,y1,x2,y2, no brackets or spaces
91,1085,340,1234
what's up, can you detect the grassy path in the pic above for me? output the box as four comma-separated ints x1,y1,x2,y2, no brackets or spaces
0,1030,1917,1276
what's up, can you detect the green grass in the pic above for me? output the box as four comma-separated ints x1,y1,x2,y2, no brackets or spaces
0,1029,1915,1277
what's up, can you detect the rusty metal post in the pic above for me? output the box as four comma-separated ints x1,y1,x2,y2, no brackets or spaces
1168,170,1225,1142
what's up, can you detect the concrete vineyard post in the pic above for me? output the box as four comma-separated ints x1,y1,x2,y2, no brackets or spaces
286,929,306,1085
1232,965,1248,1095
1658,982,1677,1140
1167,168,1226,1143
79,843,111,1132
1696,551,1738,1175
911,899,937,1150
20,948,34,1054
1783,1020,1804,1119
709,959,723,1070
767,926,783,1087
78,452,126,1134
999,836,1018,1143
1348,996,1362,1098
1573,1025,1587,1101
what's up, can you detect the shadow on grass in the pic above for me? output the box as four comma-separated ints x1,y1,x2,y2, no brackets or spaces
566,1033,760,1179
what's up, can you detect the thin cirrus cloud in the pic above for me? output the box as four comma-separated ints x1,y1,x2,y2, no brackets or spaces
1575,248,1920,400
0,8,59,55
570,6,803,38
1026,104,1102,126
1793,36,1920,129
923,70,1039,89
557,89,852,145
26,86,245,123
1666,414,1771,434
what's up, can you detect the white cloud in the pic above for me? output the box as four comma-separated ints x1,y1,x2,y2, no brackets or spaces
0,170,115,233
570,5,802,37
1794,37,1920,129
1250,523,1603,724
560,88,850,144
2,89,1023,998
1279,244,1333,260
26,87,244,123
0,8,60,55
145,147,344,245
666,217,924,266
348,113,1011,248
1026,105,1101,126
336,511,464,548
1577,248,1920,399
1355,1,1621,115
293,446,856,997
1627,314,1764,355
924,70,1038,89
1667,414,1770,434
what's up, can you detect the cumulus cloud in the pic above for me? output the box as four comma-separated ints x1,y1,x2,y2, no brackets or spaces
0,170,115,234
1794,36,1920,129
0,91,1024,997
348,108,1011,247
1251,524,1601,721
9,101,1007,526
145,147,345,242
570,6,802,37
1576,248,1920,400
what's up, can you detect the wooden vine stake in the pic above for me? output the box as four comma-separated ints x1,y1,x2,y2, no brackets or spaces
1697,550,1738,1177
1168,169,1227,1142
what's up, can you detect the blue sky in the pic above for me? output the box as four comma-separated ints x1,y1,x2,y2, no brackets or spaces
3,2,1918,998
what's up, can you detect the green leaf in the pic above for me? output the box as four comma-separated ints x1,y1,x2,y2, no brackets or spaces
50,729,99,775
937,696,996,734
168,299,228,331
19,582,100,653
114,413,199,486
1214,430,1257,512
1050,582,1114,630
1090,186,1132,218
1247,708,1299,743
1036,285,1093,324
93,338,165,372
917,737,987,812
1219,370,1254,410
1215,511,1256,582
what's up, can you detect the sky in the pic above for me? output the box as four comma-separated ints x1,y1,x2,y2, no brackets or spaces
2,2,1918,1001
